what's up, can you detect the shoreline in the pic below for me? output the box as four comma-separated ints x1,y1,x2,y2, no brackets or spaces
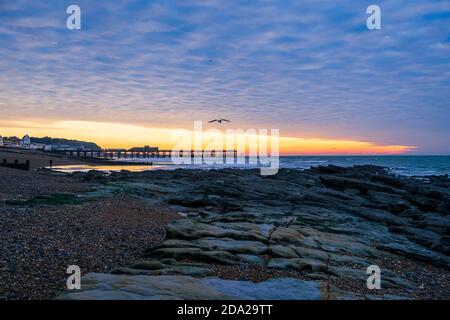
61,165,450,299
0,166,180,299
1,148,449,177
1,164,449,299
0,148,164,169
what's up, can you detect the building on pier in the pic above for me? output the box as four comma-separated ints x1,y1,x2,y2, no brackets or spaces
128,146,159,152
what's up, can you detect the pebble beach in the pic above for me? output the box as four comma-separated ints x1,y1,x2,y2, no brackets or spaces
1,151,449,300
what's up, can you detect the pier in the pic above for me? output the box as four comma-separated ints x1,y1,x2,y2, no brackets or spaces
50,149,239,160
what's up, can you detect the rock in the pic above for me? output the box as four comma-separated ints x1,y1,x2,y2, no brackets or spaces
58,274,324,300
328,266,367,282
313,232,376,258
290,246,329,261
166,219,268,242
366,190,411,214
403,194,442,213
306,272,329,281
438,198,450,213
365,294,412,300
111,266,215,277
327,287,362,300
236,254,265,265
150,247,242,265
82,170,108,183
329,265,414,289
151,237,268,255
345,206,408,226
270,227,302,244
329,254,370,266
212,222,274,239
269,245,298,258
268,258,327,272
398,207,424,220
131,260,165,270
167,195,205,208
52,166,450,300
193,238,268,255
421,214,450,234
319,176,402,195
388,225,440,249
376,240,450,267
434,236,450,254
314,165,349,175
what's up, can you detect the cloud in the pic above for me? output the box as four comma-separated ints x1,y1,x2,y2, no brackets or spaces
0,0,449,153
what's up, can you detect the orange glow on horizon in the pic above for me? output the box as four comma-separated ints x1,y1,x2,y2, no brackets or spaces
0,120,416,155
279,136,414,155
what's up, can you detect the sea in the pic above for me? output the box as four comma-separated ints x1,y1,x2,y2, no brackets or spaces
51,155,450,177
280,156,450,176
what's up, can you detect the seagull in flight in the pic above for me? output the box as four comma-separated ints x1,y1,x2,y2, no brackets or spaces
208,119,231,124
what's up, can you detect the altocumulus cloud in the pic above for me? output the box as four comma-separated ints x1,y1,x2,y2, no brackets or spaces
0,0,449,153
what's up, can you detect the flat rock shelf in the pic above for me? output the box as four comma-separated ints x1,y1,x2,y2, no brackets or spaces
46,166,450,299
58,274,323,300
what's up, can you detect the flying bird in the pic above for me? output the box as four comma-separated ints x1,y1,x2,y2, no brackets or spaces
208,119,231,124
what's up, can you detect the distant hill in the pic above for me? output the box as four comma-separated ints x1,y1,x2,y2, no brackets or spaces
30,136,102,150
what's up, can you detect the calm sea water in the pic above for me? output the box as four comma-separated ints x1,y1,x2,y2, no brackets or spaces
51,156,450,177
279,156,450,176
171,155,450,176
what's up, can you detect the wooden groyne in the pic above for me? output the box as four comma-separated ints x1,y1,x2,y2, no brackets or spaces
0,159,30,171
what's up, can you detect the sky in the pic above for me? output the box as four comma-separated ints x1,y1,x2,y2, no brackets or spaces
0,0,449,154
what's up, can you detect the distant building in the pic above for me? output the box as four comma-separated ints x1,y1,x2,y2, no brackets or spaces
51,144,73,151
21,134,31,149
0,134,55,150
3,136,21,147
30,143,46,150
128,146,159,152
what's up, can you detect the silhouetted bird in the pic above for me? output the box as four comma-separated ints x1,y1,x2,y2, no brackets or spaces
208,119,231,124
